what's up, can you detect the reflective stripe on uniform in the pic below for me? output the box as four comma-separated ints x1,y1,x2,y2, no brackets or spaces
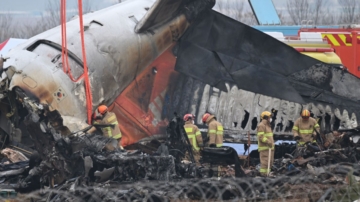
113,133,122,139
209,129,216,133
185,127,199,151
216,143,223,147
264,133,273,137
314,124,319,128
196,131,201,136
260,168,269,173
107,115,117,123
257,132,265,135
258,145,274,151
187,134,200,151
258,146,271,151
299,129,313,134
261,137,268,143
103,127,112,138
185,128,193,133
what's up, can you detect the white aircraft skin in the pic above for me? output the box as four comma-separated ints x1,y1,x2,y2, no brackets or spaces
2,0,189,132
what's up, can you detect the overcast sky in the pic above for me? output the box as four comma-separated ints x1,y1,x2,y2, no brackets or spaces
0,0,342,20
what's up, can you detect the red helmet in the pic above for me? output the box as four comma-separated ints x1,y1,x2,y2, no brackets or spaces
97,105,108,115
183,114,195,122
202,113,211,123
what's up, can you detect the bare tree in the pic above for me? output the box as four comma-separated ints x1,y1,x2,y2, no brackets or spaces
230,0,245,22
215,0,225,13
77,0,94,14
277,10,291,25
286,0,312,25
216,0,248,23
216,0,236,17
15,0,94,40
242,11,257,25
18,18,52,39
43,0,61,30
313,0,324,25
338,0,359,24
40,0,94,31
319,8,338,25
0,14,14,42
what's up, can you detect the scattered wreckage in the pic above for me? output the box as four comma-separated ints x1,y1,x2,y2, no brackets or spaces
1,0,360,150
0,113,360,201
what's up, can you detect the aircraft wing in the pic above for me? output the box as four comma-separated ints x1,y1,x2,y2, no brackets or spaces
174,10,322,104
174,10,360,110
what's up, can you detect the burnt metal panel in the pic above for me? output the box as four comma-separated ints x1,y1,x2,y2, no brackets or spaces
175,10,320,103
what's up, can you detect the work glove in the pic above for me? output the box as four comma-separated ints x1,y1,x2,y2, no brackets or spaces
93,110,103,120
294,136,301,141
267,141,274,148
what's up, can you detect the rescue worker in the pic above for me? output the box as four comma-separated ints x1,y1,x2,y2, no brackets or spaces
88,105,122,150
257,111,274,176
202,113,223,176
202,113,223,147
183,114,203,165
292,109,320,146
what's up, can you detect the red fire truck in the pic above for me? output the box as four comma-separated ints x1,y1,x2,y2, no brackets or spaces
299,26,360,78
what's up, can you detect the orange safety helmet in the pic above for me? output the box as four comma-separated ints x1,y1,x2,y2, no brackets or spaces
183,114,195,122
260,111,272,120
97,105,108,115
301,109,310,119
202,113,211,123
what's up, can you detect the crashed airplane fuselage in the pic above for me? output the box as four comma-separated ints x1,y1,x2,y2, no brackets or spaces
1,0,194,146
1,0,360,149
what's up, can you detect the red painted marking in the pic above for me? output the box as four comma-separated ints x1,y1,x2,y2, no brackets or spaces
110,44,180,146
0,39,9,51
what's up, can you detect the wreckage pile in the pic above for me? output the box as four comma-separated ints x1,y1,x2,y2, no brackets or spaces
0,114,360,201
1,148,360,201
9,167,360,201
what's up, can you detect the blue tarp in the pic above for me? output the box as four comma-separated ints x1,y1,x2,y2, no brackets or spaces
224,141,296,155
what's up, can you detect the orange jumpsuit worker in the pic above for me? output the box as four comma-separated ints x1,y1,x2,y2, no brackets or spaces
292,109,320,146
257,111,275,176
202,113,223,147
183,114,203,164
88,105,122,149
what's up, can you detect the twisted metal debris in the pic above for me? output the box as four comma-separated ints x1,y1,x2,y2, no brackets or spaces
13,172,360,202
